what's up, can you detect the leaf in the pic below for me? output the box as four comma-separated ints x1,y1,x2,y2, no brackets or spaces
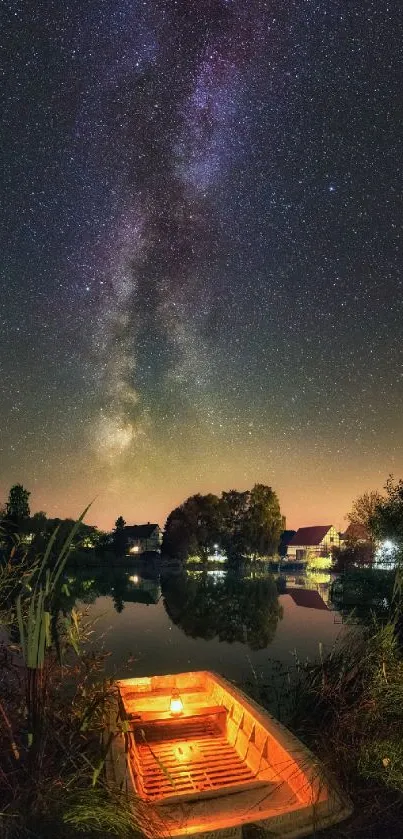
92,759,105,787
34,525,60,595
139,728,177,788
29,590,44,668
50,503,93,590
16,597,26,661
44,611,51,648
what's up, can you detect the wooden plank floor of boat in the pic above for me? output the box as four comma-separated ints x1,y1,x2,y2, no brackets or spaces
130,716,266,803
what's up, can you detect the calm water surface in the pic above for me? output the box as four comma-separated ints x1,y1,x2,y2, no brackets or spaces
65,564,344,685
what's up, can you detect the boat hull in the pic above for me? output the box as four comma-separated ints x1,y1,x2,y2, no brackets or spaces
109,671,352,839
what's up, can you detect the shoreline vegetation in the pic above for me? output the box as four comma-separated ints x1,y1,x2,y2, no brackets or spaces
1,477,403,837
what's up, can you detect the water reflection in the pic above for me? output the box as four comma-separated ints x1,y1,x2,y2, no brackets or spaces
162,571,283,650
57,567,162,614
59,565,333,622
52,564,345,681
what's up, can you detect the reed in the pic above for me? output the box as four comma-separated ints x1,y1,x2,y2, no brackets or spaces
0,512,155,839
243,565,403,837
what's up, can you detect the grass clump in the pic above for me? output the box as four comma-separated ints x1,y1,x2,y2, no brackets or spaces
288,613,403,836
245,565,403,837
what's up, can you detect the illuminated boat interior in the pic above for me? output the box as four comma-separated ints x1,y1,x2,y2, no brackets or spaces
116,670,342,826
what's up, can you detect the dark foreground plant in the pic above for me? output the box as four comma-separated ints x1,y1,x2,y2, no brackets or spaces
289,621,403,838
0,514,158,839
244,567,403,838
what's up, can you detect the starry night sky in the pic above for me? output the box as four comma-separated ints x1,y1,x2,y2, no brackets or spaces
1,0,402,531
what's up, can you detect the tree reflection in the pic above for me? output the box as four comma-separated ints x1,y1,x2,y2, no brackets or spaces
54,568,161,615
162,572,283,650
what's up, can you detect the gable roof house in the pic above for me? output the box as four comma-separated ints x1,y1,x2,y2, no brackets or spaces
286,525,340,561
341,522,371,544
124,523,161,556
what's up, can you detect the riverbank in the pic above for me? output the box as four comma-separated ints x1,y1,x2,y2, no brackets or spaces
243,618,403,838
1,529,402,838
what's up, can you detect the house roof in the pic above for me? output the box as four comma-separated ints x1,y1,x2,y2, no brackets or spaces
124,524,159,539
342,522,370,542
288,525,333,547
286,588,329,611
280,530,296,545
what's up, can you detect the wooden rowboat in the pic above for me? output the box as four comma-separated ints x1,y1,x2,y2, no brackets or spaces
111,671,352,839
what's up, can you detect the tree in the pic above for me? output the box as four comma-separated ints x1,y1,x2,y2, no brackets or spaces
30,511,48,536
332,543,374,573
163,485,284,562
6,484,31,524
220,490,250,558
370,476,403,549
162,494,222,562
347,490,383,543
245,484,283,558
162,507,192,560
113,516,127,557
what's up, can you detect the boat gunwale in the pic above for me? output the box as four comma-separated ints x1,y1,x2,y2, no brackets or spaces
112,670,353,837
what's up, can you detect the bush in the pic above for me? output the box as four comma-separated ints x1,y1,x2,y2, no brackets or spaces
288,620,403,836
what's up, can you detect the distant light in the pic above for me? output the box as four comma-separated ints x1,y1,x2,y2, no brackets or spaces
382,540,396,554
207,569,226,579
214,544,219,550
129,575,139,584
130,545,140,554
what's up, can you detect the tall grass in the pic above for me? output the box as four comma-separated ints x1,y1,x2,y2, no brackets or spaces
293,565,403,836
244,565,403,837
0,512,153,839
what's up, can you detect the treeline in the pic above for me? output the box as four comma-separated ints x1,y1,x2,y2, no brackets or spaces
333,477,403,571
0,484,109,558
162,484,283,562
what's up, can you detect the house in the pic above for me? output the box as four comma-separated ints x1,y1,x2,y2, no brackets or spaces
286,588,329,611
341,522,371,544
286,525,340,561
124,523,161,556
279,530,296,557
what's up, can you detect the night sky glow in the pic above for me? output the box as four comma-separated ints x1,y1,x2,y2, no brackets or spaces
1,1,402,530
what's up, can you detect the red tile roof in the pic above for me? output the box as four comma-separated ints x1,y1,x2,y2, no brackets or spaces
288,525,332,547
286,588,329,610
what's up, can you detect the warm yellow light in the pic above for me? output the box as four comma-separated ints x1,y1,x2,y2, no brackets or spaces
170,689,184,716
130,545,140,554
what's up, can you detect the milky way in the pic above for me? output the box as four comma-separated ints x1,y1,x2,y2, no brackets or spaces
1,0,403,528
92,1,257,463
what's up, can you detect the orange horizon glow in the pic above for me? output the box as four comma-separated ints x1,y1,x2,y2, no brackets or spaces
2,455,397,535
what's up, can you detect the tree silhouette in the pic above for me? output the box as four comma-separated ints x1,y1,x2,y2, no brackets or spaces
113,516,127,556
6,484,31,524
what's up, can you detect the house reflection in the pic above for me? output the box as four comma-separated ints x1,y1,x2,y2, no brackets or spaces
285,588,329,611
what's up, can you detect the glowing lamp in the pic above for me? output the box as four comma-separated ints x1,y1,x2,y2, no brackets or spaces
170,689,184,716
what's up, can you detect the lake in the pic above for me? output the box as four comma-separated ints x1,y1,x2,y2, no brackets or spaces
62,563,344,691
